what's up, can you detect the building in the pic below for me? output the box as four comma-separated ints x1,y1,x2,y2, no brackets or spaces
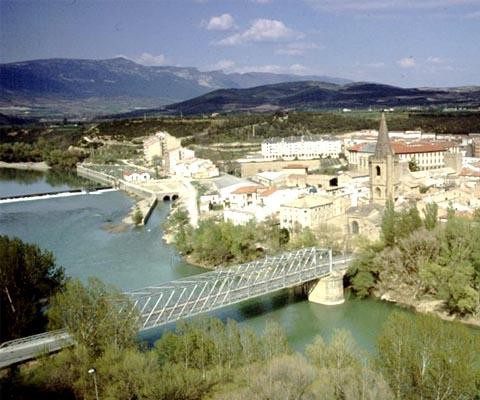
143,131,182,165
251,171,287,187
473,138,480,158
347,140,459,172
280,194,347,231
261,135,342,160
123,171,151,183
173,158,219,179
144,131,219,179
237,158,320,178
369,114,401,203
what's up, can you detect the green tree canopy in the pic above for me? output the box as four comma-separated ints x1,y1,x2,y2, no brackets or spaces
47,277,139,357
0,235,65,342
377,312,480,400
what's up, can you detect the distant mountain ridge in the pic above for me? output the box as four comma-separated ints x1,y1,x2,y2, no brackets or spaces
165,81,480,115
0,57,351,116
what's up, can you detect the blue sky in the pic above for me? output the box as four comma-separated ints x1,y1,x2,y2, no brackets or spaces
1,0,479,87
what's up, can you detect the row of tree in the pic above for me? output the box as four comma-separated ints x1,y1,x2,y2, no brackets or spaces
4,276,478,400
0,142,85,169
1,235,478,399
348,201,480,316
167,209,346,267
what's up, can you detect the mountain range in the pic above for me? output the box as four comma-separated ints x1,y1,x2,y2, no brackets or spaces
1,57,478,118
165,81,480,115
0,57,350,117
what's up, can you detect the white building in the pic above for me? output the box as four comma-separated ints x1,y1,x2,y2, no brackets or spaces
262,135,342,160
143,131,182,164
347,141,460,172
280,194,347,231
223,187,305,225
123,171,151,182
173,157,219,179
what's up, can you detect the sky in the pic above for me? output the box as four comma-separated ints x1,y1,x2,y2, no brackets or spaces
1,0,480,87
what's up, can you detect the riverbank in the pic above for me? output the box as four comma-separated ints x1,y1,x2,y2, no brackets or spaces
0,161,50,171
378,289,480,328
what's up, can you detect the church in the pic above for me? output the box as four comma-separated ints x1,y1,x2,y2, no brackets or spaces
347,113,410,238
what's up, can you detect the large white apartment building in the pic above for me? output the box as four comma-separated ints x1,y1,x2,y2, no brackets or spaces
347,141,460,172
261,135,342,160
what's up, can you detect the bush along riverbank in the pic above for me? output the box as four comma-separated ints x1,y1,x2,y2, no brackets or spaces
164,201,480,326
347,200,480,326
163,206,350,269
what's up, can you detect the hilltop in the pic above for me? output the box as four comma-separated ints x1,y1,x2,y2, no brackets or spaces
166,81,480,115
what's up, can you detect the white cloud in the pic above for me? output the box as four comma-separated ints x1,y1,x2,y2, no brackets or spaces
212,59,236,71
306,0,480,11
275,42,322,55
397,57,416,68
206,13,236,31
365,62,386,68
233,63,312,75
426,56,445,64
128,52,168,66
464,10,480,18
217,19,302,46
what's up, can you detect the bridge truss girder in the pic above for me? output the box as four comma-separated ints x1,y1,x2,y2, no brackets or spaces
125,247,332,330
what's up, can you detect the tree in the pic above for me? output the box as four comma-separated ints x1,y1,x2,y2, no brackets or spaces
0,235,65,342
408,159,420,172
47,277,139,357
381,199,396,247
213,354,317,400
306,330,391,400
132,208,143,225
396,206,422,239
377,312,479,400
422,202,438,231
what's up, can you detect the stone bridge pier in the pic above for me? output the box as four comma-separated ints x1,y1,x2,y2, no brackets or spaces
308,272,345,305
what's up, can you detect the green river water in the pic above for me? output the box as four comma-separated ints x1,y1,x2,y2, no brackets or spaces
0,169,435,353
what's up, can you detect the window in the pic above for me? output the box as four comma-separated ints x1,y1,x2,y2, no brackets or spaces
375,187,382,198
351,221,360,234
376,165,381,176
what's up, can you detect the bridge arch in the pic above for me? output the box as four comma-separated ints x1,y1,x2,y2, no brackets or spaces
172,194,179,201
163,195,171,202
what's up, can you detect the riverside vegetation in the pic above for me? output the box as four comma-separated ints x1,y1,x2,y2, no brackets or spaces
348,201,480,320
167,201,480,322
1,276,478,400
165,208,345,267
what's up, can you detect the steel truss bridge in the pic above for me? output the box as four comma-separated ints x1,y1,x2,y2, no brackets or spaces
0,248,352,369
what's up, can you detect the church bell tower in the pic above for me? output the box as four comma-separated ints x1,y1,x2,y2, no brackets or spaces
369,113,399,203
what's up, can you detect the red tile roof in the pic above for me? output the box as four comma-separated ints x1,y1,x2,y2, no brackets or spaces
460,168,480,177
259,187,277,197
348,141,448,154
391,142,447,154
232,185,261,195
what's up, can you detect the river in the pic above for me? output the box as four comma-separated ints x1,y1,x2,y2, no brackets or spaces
0,168,412,353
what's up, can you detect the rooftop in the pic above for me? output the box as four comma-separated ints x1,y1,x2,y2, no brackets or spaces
232,185,262,195
259,187,277,197
263,135,341,145
283,194,334,209
210,174,250,190
348,141,449,155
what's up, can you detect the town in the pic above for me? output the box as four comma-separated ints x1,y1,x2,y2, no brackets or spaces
1,1,479,398
77,113,480,250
